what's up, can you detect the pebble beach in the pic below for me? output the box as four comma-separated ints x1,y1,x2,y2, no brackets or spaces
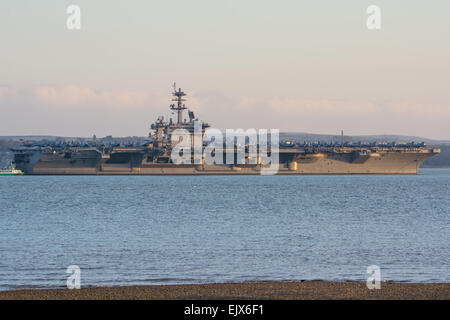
1,281,449,300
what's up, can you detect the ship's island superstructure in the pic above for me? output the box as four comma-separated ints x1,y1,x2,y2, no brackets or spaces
12,85,440,175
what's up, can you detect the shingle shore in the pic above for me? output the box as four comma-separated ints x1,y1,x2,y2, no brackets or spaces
0,281,449,300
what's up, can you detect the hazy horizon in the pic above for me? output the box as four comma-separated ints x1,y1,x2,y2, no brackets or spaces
1,1,449,139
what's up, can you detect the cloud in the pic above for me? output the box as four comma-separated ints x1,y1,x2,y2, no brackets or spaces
33,85,151,108
0,87,20,101
2,85,449,118
193,92,450,119
234,96,260,111
1,85,449,138
265,98,380,115
0,85,175,112
384,101,450,117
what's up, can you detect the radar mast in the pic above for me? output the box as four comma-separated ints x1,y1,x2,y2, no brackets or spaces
170,83,187,124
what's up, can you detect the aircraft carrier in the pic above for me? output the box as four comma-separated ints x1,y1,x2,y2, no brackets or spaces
11,85,440,175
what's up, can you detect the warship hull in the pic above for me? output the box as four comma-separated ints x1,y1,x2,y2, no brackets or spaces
12,148,439,175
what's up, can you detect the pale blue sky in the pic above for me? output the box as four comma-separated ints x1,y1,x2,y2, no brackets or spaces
1,1,449,139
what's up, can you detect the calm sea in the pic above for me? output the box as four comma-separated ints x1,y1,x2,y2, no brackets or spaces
0,169,449,290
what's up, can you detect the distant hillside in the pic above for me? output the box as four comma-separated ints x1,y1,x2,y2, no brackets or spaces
421,145,450,168
0,140,17,169
0,135,86,141
279,132,450,145
2,133,450,144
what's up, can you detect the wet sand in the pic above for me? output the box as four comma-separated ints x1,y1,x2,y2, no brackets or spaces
0,281,449,300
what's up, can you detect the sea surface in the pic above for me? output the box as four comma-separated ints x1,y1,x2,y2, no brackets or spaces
0,169,449,290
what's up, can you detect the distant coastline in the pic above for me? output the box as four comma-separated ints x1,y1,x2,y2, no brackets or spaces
2,133,449,169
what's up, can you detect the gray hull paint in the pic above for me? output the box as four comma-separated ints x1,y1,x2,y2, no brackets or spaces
26,151,438,175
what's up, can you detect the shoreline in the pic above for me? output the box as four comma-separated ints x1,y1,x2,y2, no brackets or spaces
0,281,449,300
